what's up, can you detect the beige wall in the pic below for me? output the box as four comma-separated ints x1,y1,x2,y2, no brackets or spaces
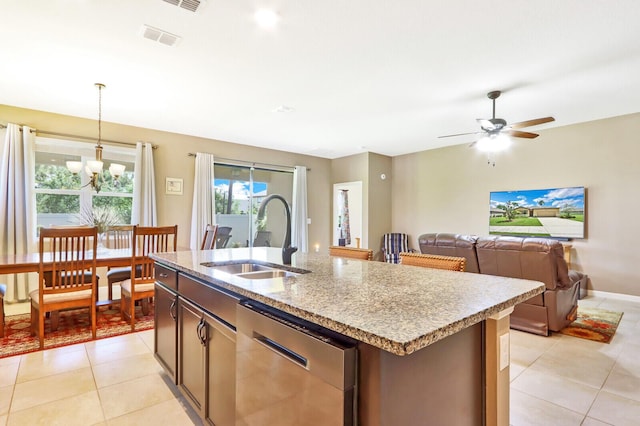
1,105,332,251
392,113,640,297
331,152,392,258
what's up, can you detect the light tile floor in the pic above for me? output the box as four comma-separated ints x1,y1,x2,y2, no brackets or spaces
510,295,640,426
1,294,638,425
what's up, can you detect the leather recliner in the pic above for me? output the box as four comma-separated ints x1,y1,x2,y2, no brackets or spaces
418,233,587,336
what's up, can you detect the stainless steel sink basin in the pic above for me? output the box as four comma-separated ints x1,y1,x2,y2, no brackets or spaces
201,260,310,280
235,270,296,279
205,263,274,275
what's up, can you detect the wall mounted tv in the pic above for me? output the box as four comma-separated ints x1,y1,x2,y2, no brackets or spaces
489,186,586,239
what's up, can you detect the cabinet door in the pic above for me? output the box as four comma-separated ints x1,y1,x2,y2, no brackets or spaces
178,298,207,418
204,311,236,426
154,283,178,383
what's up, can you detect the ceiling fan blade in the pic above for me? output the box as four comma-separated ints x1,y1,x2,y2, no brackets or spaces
505,130,539,139
438,131,484,139
509,116,555,129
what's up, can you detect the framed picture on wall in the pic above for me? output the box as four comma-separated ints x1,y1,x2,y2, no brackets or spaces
166,177,183,195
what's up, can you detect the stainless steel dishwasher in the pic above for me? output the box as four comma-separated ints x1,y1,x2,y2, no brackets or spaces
236,300,357,426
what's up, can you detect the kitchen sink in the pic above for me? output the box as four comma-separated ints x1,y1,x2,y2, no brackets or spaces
204,263,274,275
235,270,296,279
201,260,310,280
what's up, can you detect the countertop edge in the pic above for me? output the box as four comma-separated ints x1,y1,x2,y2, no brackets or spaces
152,254,545,356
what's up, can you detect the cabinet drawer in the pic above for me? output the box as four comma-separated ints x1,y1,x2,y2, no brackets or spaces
155,264,178,291
178,274,240,328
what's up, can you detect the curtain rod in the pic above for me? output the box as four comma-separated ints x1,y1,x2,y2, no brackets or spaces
1,124,156,149
187,152,310,172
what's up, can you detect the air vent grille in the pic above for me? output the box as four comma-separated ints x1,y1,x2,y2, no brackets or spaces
162,0,202,13
141,25,181,47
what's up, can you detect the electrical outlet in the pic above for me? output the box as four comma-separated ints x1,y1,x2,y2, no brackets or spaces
499,333,510,371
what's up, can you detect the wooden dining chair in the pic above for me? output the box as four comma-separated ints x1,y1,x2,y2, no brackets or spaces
399,252,466,272
105,225,134,306
120,225,178,330
105,225,134,249
329,246,374,261
200,224,219,250
30,226,99,349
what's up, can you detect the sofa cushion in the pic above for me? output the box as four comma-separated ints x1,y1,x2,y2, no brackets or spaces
476,236,571,290
418,233,480,273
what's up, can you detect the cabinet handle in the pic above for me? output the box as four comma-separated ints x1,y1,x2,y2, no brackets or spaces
196,318,207,346
169,299,177,321
159,273,169,278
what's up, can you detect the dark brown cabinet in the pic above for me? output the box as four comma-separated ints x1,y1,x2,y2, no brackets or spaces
154,266,178,384
178,297,236,426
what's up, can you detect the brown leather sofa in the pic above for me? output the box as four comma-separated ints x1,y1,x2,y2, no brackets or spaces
418,233,587,336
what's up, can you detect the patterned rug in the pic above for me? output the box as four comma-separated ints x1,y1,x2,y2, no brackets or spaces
1,304,154,358
559,307,623,343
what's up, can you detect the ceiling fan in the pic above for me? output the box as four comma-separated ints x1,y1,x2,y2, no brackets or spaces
439,90,555,148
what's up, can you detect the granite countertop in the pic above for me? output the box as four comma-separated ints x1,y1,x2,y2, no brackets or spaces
151,248,544,356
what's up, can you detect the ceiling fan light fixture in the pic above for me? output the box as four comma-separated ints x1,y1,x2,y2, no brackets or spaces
476,133,511,152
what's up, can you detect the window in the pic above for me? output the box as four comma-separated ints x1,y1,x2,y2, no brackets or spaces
34,137,135,232
214,163,293,248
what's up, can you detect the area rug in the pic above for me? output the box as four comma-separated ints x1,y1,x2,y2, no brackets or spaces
559,307,623,343
1,305,154,358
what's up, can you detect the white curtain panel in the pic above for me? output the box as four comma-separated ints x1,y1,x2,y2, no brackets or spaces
189,152,215,249
0,124,36,302
132,142,157,226
292,166,308,252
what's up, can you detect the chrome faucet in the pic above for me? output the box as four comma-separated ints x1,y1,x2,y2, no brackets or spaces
256,194,298,265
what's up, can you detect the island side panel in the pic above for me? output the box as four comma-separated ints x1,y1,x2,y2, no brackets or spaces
358,323,483,425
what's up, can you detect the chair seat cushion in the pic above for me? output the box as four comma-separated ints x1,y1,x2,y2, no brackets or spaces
107,267,132,283
43,270,96,286
107,265,143,284
29,288,92,307
120,279,154,297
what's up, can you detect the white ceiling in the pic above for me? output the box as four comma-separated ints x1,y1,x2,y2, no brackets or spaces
2,1,639,159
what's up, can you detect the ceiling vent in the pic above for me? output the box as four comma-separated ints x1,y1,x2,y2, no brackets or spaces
162,0,203,13
141,25,181,47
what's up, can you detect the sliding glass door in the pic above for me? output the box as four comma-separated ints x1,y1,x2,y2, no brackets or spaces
214,164,293,249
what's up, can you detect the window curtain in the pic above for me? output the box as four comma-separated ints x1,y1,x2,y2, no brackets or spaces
132,142,157,226
0,124,36,302
189,152,215,249
292,166,308,252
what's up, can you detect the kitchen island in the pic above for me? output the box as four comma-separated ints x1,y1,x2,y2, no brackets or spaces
151,248,544,426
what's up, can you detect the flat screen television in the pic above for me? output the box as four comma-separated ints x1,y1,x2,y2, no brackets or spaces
489,186,586,239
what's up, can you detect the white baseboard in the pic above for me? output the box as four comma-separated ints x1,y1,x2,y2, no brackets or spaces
587,290,640,303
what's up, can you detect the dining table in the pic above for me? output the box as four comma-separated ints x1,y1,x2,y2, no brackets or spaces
0,247,133,275
0,247,133,306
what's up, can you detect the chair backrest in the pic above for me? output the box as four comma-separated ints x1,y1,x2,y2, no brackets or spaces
201,224,219,250
132,225,178,284
105,225,133,249
253,230,272,247
39,226,98,292
329,246,373,261
216,226,232,249
399,252,466,272
382,233,409,263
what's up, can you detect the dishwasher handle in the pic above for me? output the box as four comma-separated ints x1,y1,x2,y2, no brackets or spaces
254,333,308,368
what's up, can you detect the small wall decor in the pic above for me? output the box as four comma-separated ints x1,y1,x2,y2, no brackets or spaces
165,177,183,195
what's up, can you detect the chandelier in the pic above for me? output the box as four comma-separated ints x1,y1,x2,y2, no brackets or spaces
66,83,126,193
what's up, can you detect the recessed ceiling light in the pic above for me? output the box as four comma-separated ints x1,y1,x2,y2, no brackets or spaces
254,9,279,29
272,105,295,113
